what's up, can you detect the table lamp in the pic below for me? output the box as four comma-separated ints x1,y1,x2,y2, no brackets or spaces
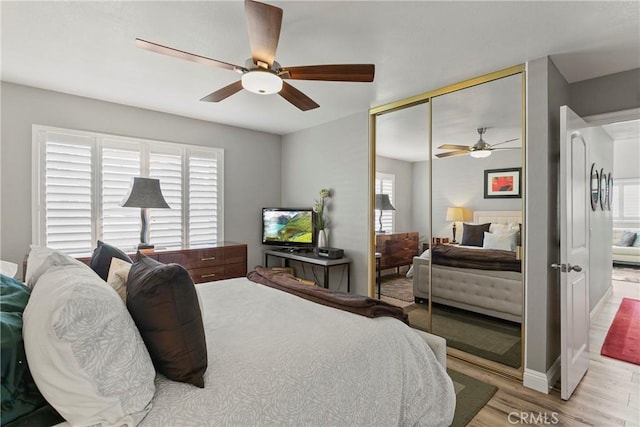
446,207,464,243
121,177,170,249
375,194,395,233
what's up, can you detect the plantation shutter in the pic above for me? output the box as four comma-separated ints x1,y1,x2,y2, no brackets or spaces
189,151,219,246
375,173,395,233
149,150,183,249
43,133,93,254
101,143,141,250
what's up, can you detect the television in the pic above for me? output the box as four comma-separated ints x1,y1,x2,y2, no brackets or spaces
262,207,316,248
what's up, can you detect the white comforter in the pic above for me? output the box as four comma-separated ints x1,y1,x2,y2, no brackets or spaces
139,277,455,426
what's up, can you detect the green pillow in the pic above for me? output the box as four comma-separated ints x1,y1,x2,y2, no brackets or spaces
1,274,46,425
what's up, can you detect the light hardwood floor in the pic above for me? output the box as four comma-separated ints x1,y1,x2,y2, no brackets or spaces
451,270,640,427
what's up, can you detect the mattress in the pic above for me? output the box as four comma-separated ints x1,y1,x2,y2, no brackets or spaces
133,277,456,426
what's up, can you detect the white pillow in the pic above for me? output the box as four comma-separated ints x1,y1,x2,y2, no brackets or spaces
489,223,508,234
106,257,132,303
23,259,155,426
0,260,18,278
24,245,57,285
26,249,87,290
406,249,430,278
483,231,517,251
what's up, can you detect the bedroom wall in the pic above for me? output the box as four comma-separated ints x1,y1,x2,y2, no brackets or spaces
0,82,281,273
411,160,430,245
569,68,640,118
280,112,369,296
375,155,413,233
431,149,523,240
613,138,640,179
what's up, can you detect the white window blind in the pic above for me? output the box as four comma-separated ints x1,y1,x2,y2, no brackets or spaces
189,152,219,246
613,178,640,226
33,125,224,255
375,172,395,233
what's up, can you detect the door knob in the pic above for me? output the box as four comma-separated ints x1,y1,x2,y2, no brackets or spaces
550,263,582,273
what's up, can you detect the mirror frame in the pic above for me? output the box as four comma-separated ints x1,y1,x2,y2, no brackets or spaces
368,64,526,379
590,163,599,211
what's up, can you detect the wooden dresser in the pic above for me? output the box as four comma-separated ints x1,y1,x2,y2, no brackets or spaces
376,232,419,272
73,242,247,284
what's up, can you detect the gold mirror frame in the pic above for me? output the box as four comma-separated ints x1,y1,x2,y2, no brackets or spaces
368,64,526,379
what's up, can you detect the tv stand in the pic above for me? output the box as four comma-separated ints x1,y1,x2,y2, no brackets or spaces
276,247,313,254
264,249,351,292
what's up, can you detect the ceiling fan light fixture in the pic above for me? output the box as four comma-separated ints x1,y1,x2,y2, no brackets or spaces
470,149,492,158
241,70,283,95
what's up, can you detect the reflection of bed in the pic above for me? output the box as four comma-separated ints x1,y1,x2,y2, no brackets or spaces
412,211,523,323
10,248,455,427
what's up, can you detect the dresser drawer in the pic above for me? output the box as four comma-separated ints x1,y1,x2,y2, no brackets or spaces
158,248,224,269
189,265,226,284
224,262,247,279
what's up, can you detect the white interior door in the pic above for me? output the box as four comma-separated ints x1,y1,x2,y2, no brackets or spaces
558,106,590,400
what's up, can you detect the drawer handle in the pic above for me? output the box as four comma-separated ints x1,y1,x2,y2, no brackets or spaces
201,273,216,278
201,256,216,261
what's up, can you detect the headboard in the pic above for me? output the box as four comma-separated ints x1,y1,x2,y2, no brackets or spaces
473,210,522,225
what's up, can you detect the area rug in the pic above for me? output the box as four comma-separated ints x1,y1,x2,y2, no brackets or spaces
449,369,497,427
601,297,640,365
405,303,522,368
379,275,413,302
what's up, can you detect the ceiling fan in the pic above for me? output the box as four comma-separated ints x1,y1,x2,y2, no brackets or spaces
435,128,520,159
136,0,375,111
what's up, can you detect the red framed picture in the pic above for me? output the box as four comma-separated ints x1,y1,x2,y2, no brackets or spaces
484,167,522,199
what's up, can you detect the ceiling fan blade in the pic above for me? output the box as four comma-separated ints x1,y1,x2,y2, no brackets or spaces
436,150,469,158
245,0,283,68
492,147,522,151
490,138,520,147
280,64,375,82
279,82,319,111
200,81,244,102
438,144,470,150
136,38,242,72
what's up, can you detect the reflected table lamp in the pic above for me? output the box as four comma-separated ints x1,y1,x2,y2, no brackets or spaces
121,177,170,249
375,194,395,233
446,207,464,243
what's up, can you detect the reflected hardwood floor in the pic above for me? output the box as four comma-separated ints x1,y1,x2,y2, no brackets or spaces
451,269,640,427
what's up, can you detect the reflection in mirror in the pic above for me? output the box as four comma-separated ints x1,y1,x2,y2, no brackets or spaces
374,102,430,330
428,73,524,370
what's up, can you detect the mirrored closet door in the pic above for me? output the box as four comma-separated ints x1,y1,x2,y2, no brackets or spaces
370,66,526,377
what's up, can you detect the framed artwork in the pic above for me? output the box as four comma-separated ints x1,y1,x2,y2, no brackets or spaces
484,167,522,199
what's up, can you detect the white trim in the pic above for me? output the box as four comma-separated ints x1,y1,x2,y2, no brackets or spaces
523,356,561,394
590,285,613,323
584,107,640,126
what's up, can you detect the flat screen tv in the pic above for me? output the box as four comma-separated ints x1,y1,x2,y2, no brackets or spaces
262,208,316,248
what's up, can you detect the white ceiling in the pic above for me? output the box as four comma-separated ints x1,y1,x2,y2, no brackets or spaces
1,1,639,136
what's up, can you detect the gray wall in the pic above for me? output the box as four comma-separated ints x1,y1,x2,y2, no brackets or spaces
614,139,640,179
525,56,568,375
588,126,614,311
411,160,430,245
0,82,281,272
569,68,640,118
281,112,369,295
375,155,413,233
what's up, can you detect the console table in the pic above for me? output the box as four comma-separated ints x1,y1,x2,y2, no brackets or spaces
264,249,351,292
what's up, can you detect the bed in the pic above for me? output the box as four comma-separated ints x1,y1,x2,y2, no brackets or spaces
4,247,456,427
412,211,523,323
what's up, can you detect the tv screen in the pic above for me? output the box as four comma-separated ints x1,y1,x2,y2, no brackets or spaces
262,208,315,247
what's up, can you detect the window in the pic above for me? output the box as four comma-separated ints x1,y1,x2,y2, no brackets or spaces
33,125,224,255
612,177,640,226
375,172,395,233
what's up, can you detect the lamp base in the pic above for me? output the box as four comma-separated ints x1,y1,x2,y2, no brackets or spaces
137,243,155,250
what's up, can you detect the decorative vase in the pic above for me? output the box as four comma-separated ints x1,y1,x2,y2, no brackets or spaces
317,229,328,248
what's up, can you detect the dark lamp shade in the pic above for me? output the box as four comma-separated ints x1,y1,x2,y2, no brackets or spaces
121,177,170,209
375,194,396,211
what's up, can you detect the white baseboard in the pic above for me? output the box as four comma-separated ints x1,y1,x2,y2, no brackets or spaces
523,356,561,394
590,286,613,323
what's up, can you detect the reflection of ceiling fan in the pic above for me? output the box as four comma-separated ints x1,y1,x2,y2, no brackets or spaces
136,0,375,111
436,128,520,158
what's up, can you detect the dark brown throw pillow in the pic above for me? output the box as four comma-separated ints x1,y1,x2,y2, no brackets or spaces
461,223,491,247
90,241,132,281
618,231,637,247
126,254,207,388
